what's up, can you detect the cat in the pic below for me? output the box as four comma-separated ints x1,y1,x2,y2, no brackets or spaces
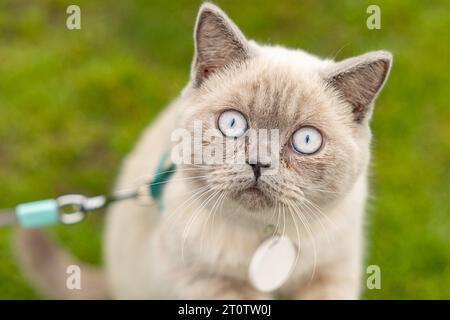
17,2,392,299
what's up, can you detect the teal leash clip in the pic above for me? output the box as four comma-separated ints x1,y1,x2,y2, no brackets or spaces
15,199,59,228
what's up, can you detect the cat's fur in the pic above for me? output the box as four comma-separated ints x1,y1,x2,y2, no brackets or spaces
17,3,392,299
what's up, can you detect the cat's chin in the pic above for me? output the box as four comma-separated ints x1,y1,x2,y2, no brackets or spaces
231,187,272,210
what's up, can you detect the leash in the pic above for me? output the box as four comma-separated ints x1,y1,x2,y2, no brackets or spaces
0,152,176,229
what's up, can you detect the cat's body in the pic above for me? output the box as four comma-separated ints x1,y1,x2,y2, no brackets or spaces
104,101,366,299
17,3,391,299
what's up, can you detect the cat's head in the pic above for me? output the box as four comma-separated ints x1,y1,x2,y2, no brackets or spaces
175,3,392,217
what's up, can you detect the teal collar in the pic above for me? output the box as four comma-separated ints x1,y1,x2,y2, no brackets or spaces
149,152,176,210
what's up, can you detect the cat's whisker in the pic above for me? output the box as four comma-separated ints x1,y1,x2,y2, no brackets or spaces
330,42,351,61
274,201,282,238
210,190,228,236
288,199,318,282
268,199,279,227
209,191,228,251
200,190,226,253
184,189,222,256
271,201,280,238
297,200,332,245
171,186,215,231
284,202,302,272
152,177,216,226
179,188,218,261
108,176,210,213
147,175,209,188
303,198,338,233
298,184,344,195
131,167,211,185
164,184,214,231
116,173,211,203
181,189,221,261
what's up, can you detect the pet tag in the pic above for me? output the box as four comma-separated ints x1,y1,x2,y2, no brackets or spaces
249,235,296,292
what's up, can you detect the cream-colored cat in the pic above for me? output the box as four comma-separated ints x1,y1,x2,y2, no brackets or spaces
17,3,392,299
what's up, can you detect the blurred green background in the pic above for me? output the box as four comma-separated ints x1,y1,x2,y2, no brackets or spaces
0,0,449,299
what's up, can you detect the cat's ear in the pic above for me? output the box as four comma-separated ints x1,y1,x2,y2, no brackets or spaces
192,3,249,86
324,51,392,123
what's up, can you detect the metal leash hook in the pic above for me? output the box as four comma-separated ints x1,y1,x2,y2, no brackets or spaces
57,194,107,225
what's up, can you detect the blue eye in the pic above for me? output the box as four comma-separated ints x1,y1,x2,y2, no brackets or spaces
291,127,323,155
218,110,247,138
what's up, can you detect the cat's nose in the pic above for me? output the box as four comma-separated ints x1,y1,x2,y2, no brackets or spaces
247,161,271,180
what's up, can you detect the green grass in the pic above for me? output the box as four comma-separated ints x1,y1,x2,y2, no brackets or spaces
0,0,448,299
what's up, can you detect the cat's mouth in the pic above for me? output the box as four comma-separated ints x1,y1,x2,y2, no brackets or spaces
244,186,264,197
231,185,272,210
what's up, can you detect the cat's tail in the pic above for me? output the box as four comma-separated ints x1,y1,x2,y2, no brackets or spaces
15,229,109,299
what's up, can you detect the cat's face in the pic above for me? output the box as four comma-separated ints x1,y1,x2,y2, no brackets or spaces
175,3,391,218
